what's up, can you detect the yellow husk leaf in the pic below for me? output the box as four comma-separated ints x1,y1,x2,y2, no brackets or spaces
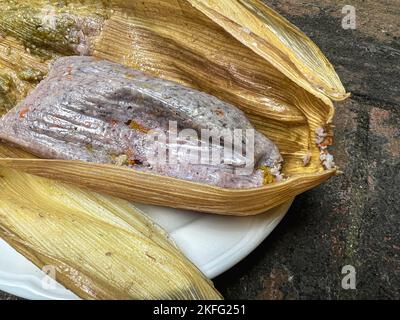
0,0,346,215
187,0,349,104
0,144,334,215
0,153,222,300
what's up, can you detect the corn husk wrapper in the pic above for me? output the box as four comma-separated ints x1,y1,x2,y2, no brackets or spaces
0,144,222,300
0,0,348,215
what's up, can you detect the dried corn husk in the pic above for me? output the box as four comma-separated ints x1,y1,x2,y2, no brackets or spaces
0,151,222,300
0,0,348,215
0,144,334,215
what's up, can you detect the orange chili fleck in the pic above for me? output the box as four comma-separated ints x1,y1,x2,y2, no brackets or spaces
125,147,136,159
320,136,333,147
108,119,119,126
19,107,30,118
128,159,137,166
130,120,149,133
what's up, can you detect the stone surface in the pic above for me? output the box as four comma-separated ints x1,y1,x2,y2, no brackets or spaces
214,99,399,300
1,0,399,300
0,291,19,300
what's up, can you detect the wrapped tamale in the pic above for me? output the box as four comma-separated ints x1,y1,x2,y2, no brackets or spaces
0,56,283,189
0,0,348,213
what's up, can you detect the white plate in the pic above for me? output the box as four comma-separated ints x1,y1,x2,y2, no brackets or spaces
0,200,293,300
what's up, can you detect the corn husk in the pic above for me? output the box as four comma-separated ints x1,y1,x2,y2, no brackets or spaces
0,0,348,215
0,152,222,300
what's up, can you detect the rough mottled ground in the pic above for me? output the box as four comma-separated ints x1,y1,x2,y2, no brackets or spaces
1,0,399,300
212,0,400,300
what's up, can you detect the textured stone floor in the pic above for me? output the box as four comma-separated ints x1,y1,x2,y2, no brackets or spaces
1,0,399,300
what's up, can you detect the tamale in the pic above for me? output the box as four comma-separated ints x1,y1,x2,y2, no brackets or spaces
0,0,350,301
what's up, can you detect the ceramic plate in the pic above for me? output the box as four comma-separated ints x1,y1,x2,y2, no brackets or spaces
0,200,293,300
